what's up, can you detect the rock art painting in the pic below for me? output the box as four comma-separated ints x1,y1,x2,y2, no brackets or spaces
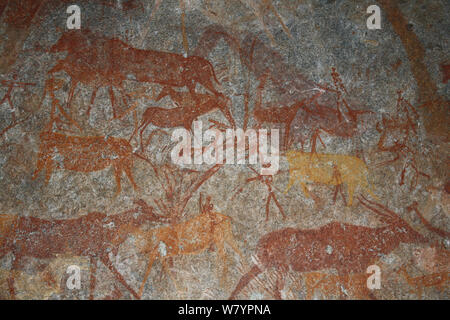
0,0,448,299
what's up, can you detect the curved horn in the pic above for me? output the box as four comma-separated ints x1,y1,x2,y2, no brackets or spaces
358,195,395,221
407,201,450,238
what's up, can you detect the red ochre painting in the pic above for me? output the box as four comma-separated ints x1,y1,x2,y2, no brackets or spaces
0,0,448,299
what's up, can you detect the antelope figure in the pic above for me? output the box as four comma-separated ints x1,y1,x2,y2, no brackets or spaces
138,89,234,151
155,87,234,127
229,196,427,299
136,195,243,298
0,201,164,299
253,74,324,150
284,150,377,206
33,129,138,195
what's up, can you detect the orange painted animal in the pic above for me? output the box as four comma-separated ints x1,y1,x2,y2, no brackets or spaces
135,196,243,298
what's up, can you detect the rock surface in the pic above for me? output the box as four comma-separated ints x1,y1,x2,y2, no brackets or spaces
0,0,448,299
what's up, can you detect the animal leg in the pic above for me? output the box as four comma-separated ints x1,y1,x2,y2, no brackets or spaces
118,87,132,118
139,249,159,298
89,256,97,300
274,269,286,300
304,273,326,300
161,258,185,297
229,264,263,300
128,110,139,142
416,286,423,299
108,86,118,119
7,273,16,299
113,165,122,197
7,255,20,300
139,120,151,152
203,77,221,97
155,86,174,101
66,81,78,110
222,103,235,127
224,232,244,263
99,254,140,300
216,240,228,287
284,172,295,194
5,93,16,122
123,161,138,191
44,160,54,185
186,80,197,97
363,176,378,201
86,86,99,116
32,155,45,180
284,121,291,151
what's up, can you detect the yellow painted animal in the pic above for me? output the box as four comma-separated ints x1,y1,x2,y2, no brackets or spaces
135,196,243,298
284,151,377,206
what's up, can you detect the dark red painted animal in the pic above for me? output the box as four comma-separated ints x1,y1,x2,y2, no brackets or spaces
0,202,165,299
138,105,198,151
291,68,373,152
254,74,322,150
156,87,234,127
49,29,222,117
138,89,234,151
229,196,428,299
194,28,372,152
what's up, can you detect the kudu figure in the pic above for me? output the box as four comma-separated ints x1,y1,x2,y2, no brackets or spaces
135,195,243,298
229,196,428,299
49,29,223,118
0,200,165,299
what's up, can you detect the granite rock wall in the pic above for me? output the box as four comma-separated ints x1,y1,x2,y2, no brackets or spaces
0,0,448,299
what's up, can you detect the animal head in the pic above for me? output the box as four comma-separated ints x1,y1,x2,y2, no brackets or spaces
359,196,427,244
200,194,214,214
107,200,167,248
50,29,93,53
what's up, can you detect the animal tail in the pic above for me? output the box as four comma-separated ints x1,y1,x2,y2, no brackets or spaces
229,264,262,300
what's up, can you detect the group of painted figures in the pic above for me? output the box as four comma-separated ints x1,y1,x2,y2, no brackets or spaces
0,21,448,300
